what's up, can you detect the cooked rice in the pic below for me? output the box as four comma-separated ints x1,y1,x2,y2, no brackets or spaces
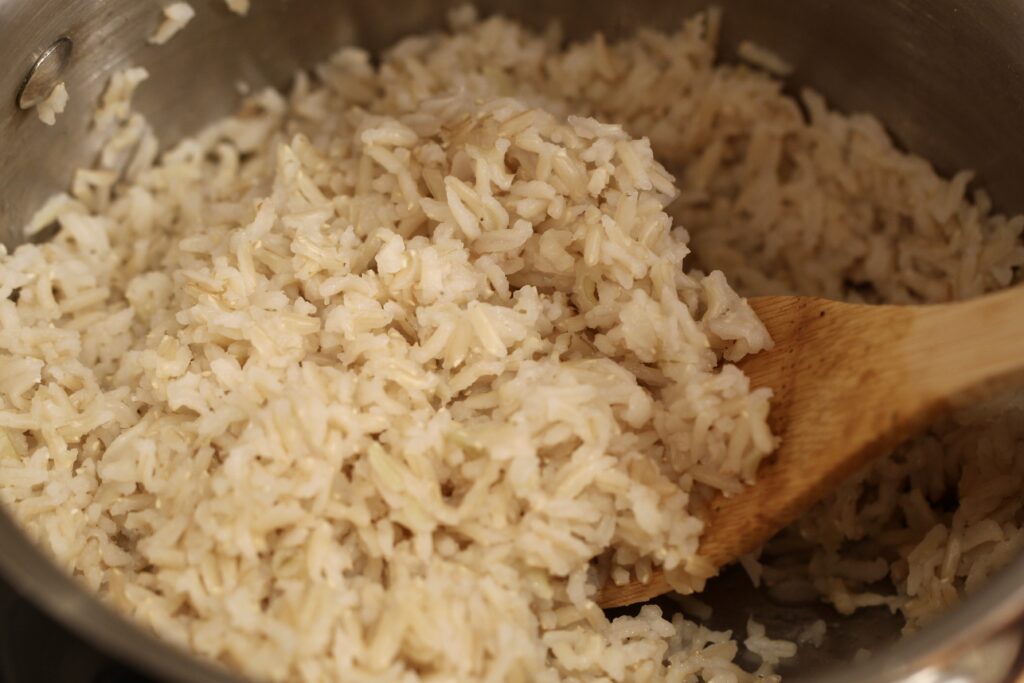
149,2,196,45
34,81,68,126
745,618,797,671
1,7,1022,682
796,619,827,648
736,41,791,76
224,0,250,16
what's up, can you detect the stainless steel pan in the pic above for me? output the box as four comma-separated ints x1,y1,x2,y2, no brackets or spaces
1,2,1023,681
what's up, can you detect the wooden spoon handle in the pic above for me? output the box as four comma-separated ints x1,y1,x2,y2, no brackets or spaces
597,286,1024,608
702,286,1024,569
902,285,1024,408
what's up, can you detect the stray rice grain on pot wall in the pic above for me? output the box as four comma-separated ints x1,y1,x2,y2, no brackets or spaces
34,81,68,125
149,2,196,45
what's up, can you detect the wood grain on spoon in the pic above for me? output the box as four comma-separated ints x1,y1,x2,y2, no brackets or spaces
597,286,1024,609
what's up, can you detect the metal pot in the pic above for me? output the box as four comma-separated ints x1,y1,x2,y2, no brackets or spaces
1,1,1023,681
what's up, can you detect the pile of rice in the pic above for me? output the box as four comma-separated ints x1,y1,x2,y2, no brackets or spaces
1,7,1022,682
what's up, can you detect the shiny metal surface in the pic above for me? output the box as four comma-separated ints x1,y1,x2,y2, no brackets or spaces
16,36,73,109
3,0,1024,245
0,0,359,246
1,2,1023,682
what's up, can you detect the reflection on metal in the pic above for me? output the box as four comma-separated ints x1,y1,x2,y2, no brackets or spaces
16,37,72,109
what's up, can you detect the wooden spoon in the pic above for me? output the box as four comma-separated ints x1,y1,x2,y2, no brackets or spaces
597,286,1024,609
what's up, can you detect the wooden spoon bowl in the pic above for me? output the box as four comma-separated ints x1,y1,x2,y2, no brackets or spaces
597,286,1024,608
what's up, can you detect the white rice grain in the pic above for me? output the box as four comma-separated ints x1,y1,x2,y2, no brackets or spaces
149,2,196,45
34,82,68,126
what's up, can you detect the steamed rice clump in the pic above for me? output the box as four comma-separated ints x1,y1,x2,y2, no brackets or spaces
0,10,781,683
1,8,1023,683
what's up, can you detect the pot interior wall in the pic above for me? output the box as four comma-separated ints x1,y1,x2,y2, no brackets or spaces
2,0,1024,245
